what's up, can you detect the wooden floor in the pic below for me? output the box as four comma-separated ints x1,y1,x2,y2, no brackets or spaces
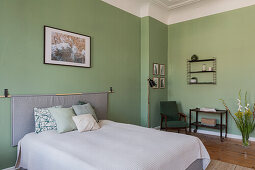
176,130,255,169
207,160,253,170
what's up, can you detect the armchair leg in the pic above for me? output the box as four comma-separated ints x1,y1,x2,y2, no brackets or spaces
185,128,187,134
177,129,180,133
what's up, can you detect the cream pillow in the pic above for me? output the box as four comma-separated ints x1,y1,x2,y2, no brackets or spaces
72,114,100,132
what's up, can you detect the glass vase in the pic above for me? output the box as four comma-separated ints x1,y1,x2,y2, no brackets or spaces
242,133,250,147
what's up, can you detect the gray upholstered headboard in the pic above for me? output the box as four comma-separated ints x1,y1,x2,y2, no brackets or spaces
11,92,108,146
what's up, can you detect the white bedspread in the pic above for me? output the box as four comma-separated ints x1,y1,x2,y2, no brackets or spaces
16,120,210,170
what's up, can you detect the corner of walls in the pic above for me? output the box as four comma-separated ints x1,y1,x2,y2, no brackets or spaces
141,17,150,127
140,16,168,128
148,17,168,128
167,4,255,137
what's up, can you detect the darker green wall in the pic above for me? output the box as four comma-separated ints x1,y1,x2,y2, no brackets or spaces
149,18,168,128
140,17,168,128
168,5,255,137
0,0,141,168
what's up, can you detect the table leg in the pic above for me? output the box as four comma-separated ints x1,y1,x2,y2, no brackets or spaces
194,111,198,133
189,110,191,133
220,113,223,142
225,110,228,138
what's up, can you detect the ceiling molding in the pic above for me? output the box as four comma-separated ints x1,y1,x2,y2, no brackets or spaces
167,0,255,25
150,0,202,10
101,0,255,25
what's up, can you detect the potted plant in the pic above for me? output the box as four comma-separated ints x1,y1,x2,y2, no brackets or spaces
220,91,255,147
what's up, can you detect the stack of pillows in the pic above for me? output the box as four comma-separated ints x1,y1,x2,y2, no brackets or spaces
34,102,100,134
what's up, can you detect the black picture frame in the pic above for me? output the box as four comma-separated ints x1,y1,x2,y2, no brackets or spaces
44,26,91,68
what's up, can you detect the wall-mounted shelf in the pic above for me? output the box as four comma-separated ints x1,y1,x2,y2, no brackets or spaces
189,71,216,73
187,58,216,85
189,82,216,85
188,59,216,62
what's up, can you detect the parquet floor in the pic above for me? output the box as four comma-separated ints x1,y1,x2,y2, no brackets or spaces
176,130,255,169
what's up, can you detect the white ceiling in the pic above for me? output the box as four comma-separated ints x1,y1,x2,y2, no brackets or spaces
102,0,255,25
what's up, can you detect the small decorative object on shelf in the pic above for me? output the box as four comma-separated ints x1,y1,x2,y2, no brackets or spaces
187,57,216,85
190,77,198,84
202,64,206,71
220,90,255,147
201,118,217,127
191,54,198,61
4,89,8,98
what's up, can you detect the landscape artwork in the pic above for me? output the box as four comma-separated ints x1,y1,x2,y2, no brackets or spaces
44,26,91,67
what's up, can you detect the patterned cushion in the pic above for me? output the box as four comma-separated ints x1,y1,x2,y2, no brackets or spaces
34,106,61,133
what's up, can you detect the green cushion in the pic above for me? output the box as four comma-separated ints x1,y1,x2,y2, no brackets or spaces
72,103,98,122
49,107,77,133
162,121,187,128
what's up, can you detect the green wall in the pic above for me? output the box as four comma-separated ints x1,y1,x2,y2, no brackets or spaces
148,18,168,128
2,0,255,168
141,17,168,127
0,0,141,168
140,17,150,127
168,5,255,137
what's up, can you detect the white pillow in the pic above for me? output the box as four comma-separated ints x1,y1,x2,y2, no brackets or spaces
72,114,100,132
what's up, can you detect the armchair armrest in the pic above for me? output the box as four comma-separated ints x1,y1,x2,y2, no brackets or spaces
178,112,187,122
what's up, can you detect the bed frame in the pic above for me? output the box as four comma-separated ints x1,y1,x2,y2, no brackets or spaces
11,92,108,146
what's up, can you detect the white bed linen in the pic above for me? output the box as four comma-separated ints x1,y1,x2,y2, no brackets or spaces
16,120,210,170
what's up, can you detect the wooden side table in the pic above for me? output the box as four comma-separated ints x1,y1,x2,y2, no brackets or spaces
189,108,228,142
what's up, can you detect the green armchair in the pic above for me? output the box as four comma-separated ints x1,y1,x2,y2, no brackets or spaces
160,101,188,133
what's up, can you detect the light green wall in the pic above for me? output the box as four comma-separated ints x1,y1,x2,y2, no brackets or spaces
0,0,141,168
140,17,168,127
168,5,255,137
2,0,254,168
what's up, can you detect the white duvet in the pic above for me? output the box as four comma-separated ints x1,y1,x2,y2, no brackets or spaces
16,120,210,170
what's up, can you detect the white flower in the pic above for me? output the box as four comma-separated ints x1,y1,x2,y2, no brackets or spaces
245,104,250,111
237,99,242,111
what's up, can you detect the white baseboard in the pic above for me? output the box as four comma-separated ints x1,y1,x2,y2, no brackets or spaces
154,126,255,142
2,166,15,170
194,129,255,141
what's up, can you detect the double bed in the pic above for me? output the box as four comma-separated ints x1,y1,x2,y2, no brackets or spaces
12,93,210,170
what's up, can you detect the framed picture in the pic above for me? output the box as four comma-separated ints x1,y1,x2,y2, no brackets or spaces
160,77,165,89
153,63,159,75
160,64,165,76
153,77,159,89
44,26,91,68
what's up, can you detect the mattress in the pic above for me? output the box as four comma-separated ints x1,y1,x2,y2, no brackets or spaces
16,120,210,170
